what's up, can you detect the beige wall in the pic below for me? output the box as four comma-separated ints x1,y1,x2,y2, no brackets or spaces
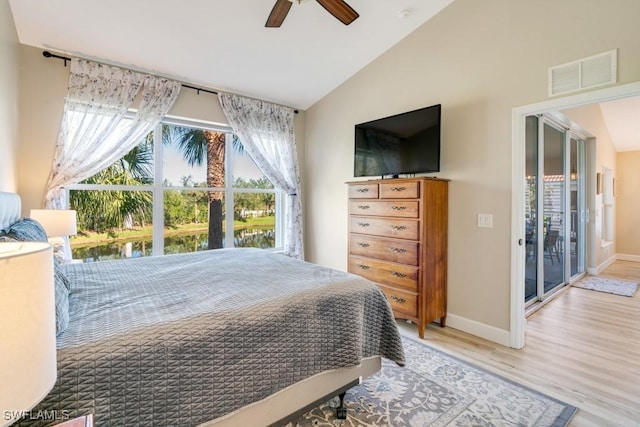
616,150,640,258
303,0,640,335
561,104,618,269
8,0,639,341
17,45,68,212
16,44,306,215
0,0,19,192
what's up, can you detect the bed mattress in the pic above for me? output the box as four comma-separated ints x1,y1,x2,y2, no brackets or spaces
21,248,404,426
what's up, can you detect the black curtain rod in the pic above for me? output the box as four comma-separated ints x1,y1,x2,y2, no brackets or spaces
43,51,219,95
42,50,300,113
43,50,71,66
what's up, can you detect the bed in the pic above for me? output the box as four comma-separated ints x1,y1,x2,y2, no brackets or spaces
0,192,405,426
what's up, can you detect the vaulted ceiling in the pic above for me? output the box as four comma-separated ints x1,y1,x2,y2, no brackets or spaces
8,0,454,111
9,0,638,150
598,96,640,152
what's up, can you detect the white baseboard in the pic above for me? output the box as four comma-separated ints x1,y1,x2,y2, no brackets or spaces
450,251,639,347
616,253,640,263
446,313,511,347
587,254,618,275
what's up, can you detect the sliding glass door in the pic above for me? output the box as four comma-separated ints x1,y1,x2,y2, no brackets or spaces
525,115,586,305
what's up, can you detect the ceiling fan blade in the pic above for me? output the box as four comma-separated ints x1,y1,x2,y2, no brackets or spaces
315,0,359,25
266,0,293,27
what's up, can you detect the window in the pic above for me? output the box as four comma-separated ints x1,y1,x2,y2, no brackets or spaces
601,167,614,243
68,119,281,262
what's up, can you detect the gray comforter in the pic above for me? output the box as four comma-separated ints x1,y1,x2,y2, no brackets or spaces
23,248,404,426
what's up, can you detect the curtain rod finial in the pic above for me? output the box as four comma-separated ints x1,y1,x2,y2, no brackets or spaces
43,50,70,66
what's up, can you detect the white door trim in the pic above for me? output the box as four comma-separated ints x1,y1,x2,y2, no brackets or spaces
510,81,640,349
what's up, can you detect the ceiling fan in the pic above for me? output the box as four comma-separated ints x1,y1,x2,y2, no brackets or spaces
266,0,359,28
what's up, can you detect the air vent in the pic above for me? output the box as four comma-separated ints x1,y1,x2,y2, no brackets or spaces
548,49,617,96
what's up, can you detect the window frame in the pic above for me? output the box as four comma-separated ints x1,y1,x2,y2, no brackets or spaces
601,166,614,246
66,117,283,257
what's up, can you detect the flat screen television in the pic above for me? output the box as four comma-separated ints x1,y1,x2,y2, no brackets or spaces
354,104,441,178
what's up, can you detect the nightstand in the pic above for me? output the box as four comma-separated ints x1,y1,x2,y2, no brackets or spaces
55,414,93,427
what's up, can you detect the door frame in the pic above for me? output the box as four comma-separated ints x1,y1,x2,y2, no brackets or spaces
510,81,640,349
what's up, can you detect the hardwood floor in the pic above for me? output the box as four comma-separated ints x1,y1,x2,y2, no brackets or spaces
398,260,640,426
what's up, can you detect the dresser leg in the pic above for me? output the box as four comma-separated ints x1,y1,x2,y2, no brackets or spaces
440,315,447,327
418,323,426,339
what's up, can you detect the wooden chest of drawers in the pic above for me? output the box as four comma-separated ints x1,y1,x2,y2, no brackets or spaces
347,177,448,338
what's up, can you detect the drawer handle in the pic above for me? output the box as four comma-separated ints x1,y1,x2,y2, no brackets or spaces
357,205,370,210
392,206,407,211
390,186,406,192
357,242,370,248
358,222,370,228
357,264,370,270
389,295,406,303
391,247,407,253
356,188,370,193
390,225,407,231
391,271,407,278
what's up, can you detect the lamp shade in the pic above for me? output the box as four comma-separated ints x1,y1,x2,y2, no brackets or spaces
0,242,57,427
30,209,77,237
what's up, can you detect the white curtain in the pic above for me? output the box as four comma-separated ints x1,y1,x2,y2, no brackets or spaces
44,58,181,208
218,93,304,259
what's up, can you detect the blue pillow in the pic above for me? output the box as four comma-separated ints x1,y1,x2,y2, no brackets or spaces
0,232,70,336
0,218,48,242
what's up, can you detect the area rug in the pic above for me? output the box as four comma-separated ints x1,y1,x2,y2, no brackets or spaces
573,276,639,297
290,337,576,426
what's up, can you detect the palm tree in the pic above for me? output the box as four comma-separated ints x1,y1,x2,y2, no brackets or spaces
169,126,230,249
71,137,154,232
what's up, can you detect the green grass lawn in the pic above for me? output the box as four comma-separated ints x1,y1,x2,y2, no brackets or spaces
71,216,275,247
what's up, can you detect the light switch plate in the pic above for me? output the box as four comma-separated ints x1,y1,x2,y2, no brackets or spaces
478,213,493,228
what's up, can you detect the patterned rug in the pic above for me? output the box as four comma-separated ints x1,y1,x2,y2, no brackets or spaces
573,276,639,297
291,337,576,426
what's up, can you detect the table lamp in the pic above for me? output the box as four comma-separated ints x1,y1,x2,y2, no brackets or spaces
0,242,57,427
29,209,77,262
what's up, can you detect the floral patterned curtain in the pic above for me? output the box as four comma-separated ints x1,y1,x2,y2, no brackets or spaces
218,93,304,259
44,58,181,209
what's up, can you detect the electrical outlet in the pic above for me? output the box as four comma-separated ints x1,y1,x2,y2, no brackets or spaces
478,213,493,228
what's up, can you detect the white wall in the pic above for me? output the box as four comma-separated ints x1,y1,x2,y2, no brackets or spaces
0,0,19,192
303,0,640,338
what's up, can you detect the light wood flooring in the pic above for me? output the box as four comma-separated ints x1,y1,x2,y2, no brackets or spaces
398,260,640,426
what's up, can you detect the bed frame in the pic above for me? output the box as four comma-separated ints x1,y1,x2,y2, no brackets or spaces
0,192,381,425
204,356,381,426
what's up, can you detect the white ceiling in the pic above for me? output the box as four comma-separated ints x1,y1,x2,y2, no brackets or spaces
8,0,454,111
8,0,638,150
598,96,640,152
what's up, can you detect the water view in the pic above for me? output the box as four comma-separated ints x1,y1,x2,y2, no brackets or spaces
68,123,280,262
72,228,275,262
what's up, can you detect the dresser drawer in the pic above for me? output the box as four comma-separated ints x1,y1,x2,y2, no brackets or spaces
379,286,417,317
348,183,379,199
349,234,419,265
348,256,418,292
349,200,419,218
380,181,419,199
350,216,419,240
